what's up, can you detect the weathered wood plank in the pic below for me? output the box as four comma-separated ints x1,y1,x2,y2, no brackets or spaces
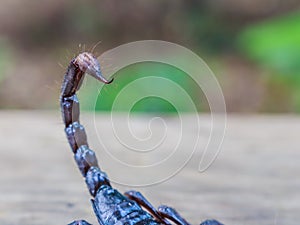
0,111,299,224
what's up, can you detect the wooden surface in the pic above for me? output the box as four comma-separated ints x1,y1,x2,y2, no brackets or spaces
0,111,299,225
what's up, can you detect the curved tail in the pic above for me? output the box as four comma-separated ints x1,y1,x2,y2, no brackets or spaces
60,52,113,197
60,52,223,225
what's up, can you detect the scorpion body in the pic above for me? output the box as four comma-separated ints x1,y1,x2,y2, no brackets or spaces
60,52,223,225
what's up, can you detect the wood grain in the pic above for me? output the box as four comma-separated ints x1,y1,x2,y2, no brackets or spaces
0,111,299,225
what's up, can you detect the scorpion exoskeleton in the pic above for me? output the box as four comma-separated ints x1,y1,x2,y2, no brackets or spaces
60,52,224,225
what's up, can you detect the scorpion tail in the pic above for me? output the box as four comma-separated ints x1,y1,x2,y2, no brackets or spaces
60,52,113,197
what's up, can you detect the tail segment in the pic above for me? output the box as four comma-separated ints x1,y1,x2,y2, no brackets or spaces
60,57,111,197
61,54,160,225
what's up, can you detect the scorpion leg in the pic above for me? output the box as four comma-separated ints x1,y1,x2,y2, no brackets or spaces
157,205,191,225
125,190,172,225
68,220,93,225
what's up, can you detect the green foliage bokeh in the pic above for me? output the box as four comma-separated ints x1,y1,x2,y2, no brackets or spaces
79,62,205,113
237,11,300,112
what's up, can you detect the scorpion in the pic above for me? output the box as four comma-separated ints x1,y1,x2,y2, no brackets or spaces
60,52,224,225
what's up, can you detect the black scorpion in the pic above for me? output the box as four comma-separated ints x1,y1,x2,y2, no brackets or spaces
60,52,224,225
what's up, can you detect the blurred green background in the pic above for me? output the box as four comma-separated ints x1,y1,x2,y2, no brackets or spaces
0,0,299,113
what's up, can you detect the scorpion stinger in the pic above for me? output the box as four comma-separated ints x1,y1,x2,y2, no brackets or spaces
75,52,113,84
60,52,223,225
